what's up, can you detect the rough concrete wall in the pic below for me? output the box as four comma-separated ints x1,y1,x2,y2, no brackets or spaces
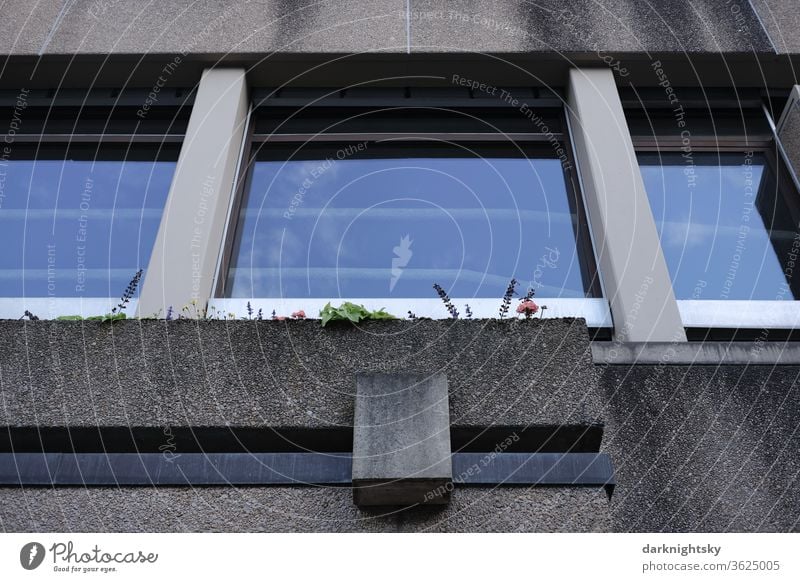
599,364,800,532
1,319,798,532
750,0,800,54
0,318,611,532
0,487,610,533
778,96,800,176
0,319,601,428
0,0,774,56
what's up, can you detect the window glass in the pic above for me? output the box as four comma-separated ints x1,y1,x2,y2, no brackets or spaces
638,152,800,300
0,145,178,297
226,143,597,299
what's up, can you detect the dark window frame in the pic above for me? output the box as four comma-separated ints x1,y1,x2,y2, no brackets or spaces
0,103,187,302
630,105,800,302
216,103,602,299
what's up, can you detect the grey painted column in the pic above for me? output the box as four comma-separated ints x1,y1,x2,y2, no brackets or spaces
776,85,800,186
137,68,248,317
567,68,686,342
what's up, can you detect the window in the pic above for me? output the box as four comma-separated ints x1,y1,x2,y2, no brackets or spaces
0,102,187,317
225,142,598,302
218,98,601,317
639,151,799,300
629,102,800,329
0,144,178,298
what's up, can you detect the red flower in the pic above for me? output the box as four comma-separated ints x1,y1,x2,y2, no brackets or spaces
291,310,306,319
516,300,539,314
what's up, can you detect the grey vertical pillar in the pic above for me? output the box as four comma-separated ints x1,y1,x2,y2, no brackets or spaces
567,68,686,342
137,68,248,317
776,86,800,183
352,373,452,506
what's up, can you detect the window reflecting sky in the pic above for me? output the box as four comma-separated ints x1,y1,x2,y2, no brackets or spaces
639,152,799,300
227,147,595,299
0,148,175,297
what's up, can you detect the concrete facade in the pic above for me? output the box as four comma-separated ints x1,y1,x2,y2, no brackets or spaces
0,1,799,533
0,319,797,532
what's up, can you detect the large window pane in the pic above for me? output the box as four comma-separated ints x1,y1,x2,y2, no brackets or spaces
638,152,800,300
0,145,178,297
226,143,597,299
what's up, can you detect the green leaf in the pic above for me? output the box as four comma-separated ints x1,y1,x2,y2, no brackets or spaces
320,302,335,327
56,315,83,321
318,301,398,327
369,308,397,320
104,313,126,322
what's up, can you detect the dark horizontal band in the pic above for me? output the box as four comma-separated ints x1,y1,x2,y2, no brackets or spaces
0,424,604,454
0,452,614,494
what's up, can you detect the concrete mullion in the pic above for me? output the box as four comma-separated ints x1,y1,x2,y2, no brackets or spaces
567,68,686,342
137,68,249,318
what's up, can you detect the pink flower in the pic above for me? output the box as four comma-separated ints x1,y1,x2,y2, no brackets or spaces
517,300,539,314
291,310,306,319
274,316,286,321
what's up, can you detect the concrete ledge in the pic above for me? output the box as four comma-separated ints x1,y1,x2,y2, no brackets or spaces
592,341,800,365
0,319,602,428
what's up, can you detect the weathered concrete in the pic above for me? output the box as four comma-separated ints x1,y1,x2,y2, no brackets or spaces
778,86,800,182
8,0,407,55
0,319,602,428
1,319,798,532
411,0,773,53
352,373,452,506
0,487,611,532
750,0,800,53
599,363,800,532
592,341,800,365
0,1,776,56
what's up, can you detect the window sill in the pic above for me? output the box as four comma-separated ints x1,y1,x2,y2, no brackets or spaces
678,300,800,329
0,298,137,320
209,297,612,327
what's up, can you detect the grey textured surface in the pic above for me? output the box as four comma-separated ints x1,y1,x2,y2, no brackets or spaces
0,319,602,428
1,320,799,531
0,0,778,56
0,0,65,55
410,0,773,53
17,0,407,55
750,0,800,53
0,487,611,532
353,373,452,505
779,99,800,179
599,364,800,532
593,341,800,365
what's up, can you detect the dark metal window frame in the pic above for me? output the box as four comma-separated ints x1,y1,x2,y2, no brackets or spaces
215,100,603,299
0,100,189,313
629,104,800,333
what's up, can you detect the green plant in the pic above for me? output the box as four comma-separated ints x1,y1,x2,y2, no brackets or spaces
319,302,396,327
53,269,142,322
